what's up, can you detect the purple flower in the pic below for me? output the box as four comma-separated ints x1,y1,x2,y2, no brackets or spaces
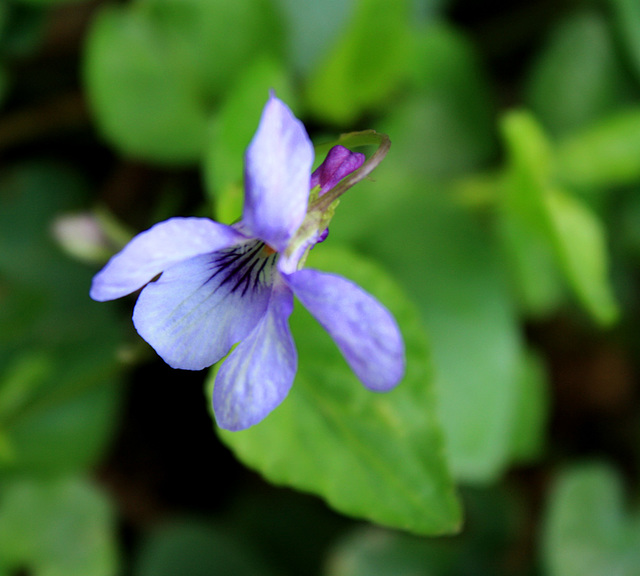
90,95,405,431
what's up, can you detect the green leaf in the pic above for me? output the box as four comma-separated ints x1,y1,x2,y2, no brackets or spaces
0,352,52,425
499,110,619,324
83,5,209,164
498,204,565,318
615,188,640,263
325,486,525,576
0,3,45,57
507,349,548,464
331,176,522,482
139,0,284,103
544,188,619,324
204,55,294,217
0,343,123,476
556,108,640,188
272,0,355,74
304,0,412,124
134,519,276,576
525,10,633,137
543,463,640,576
12,0,91,4
414,0,454,19
0,163,125,476
609,0,640,84
325,526,450,576
216,246,461,535
498,111,564,316
0,476,118,576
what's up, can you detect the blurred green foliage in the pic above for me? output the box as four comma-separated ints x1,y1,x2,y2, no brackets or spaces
2,0,640,574
133,519,276,576
542,464,640,576
0,476,118,576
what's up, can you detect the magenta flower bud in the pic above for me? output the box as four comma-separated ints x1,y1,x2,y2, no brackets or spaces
310,145,365,196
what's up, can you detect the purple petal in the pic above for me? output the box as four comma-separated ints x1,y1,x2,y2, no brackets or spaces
316,228,329,243
213,282,296,431
90,217,244,302
311,145,365,196
132,243,276,370
243,95,314,252
285,269,405,391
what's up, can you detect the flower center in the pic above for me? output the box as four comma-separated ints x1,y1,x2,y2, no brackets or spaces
261,244,277,257
207,240,276,297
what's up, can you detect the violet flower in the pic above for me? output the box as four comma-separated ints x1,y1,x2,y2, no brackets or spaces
90,95,405,431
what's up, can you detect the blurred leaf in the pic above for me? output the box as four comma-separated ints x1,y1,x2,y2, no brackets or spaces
501,109,552,195
543,463,640,576
556,108,640,188
0,476,118,576
216,246,461,535
325,526,450,576
545,187,619,324
497,201,565,318
498,111,564,316
139,0,284,103
204,55,294,215
83,5,209,164
305,0,412,124
614,187,640,263
508,349,548,464
134,519,275,576
413,0,453,20
211,182,244,226
85,0,283,164
12,0,92,4
410,23,493,102
0,3,45,57
0,164,85,286
0,352,52,425
383,24,496,180
500,111,619,325
0,163,124,476
525,10,633,137
0,163,122,340
609,0,640,84
325,486,524,576
0,342,123,476
273,0,355,74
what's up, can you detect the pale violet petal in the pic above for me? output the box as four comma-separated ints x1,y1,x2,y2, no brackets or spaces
285,269,405,391
90,217,244,301
243,94,314,252
133,243,277,370
213,282,296,431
